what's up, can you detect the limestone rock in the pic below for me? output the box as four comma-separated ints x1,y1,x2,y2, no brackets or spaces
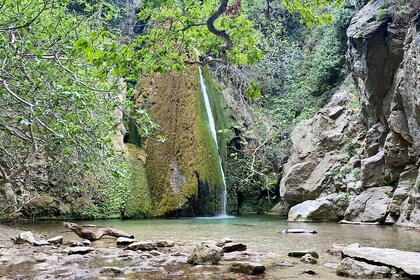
337,257,391,278
287,194,346,222
342,247,420,276
288,250,319,259
300,254,317,264
344,186,393,222
229,262,266,275
126,241,158,251
187,245,222,265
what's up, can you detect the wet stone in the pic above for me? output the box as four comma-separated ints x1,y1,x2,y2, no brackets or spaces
222,243,247,253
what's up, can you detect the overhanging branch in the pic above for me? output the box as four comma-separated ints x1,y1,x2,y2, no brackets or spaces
206,0,233,64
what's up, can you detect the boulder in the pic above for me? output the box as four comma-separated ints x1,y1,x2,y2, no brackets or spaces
126,241,158,251
229,262,266,275
344,186,393,222
13,231,35,245
222,243,247,253
116,237,137,245
67,241,83,247
287,194,346,222
337,257,391,278
288,250,319,259
67,246,94,255
300,254,317,264
187,245,222,265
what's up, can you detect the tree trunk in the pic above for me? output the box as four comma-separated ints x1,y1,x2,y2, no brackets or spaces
63,222,134,241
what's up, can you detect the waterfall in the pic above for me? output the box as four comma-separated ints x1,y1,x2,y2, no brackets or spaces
198,68,228,216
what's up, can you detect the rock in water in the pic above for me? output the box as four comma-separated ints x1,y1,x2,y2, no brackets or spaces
222,243,247,253
303,269,317,275
126,241,158,251
187,245,222,265
47,236,63,245
116,237,137,245
301,254,317,264
229,262,266,275
13,231,35,244
280,229,317,234
337,257,391,278
288,250,319,259
68,246,94,255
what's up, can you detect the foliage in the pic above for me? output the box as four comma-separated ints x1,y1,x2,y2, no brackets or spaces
135,0,264,71
0,0,149,215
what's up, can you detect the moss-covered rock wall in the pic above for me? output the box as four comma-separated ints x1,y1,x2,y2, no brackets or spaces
135,67,226,217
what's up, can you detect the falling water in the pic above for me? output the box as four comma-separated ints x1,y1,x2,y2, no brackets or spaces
198,68,228,216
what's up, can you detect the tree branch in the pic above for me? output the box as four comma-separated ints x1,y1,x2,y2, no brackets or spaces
0,0,48,32
206,0,233,64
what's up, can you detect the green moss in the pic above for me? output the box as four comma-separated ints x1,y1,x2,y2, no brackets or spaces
137,67,225,216
123,144,153,218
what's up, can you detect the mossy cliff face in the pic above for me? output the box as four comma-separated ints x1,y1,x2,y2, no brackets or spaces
136,67,225,217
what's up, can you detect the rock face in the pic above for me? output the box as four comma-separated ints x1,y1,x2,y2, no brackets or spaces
272,0,420,226
274,87,364,220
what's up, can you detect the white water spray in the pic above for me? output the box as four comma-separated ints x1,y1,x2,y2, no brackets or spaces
198,68,228,216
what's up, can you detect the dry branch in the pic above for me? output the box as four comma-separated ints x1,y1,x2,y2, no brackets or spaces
63,222,134,241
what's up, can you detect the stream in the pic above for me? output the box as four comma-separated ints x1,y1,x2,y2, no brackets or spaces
2,215,418,279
